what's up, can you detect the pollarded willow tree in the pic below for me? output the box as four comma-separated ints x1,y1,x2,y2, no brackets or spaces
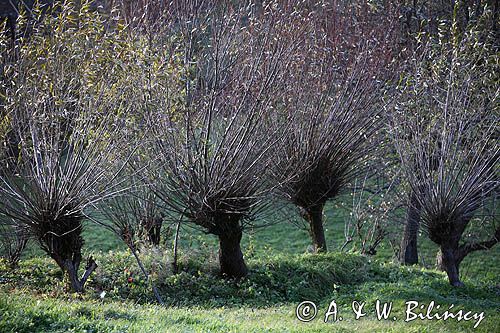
269,62,384,253
0,2,138,292
390,27,499,286
264,0,396,253
396,1,500,267
0,99,135,291
149,0,301,279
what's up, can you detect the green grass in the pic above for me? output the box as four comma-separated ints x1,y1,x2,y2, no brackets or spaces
1,289,498,333
1,200,499,332
1,254,499,332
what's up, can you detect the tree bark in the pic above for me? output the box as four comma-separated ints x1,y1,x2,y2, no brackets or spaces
147,216,163,246
399,192,421,265
437,225,500,280
61,255,97,293
40,216,96,293
305,202,327,253
435,248,445,271
218,229,248,279
439,245,464,287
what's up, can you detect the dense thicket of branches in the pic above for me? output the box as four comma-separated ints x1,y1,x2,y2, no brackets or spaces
0,97,131,291
0,223,28,268
263,0,394,253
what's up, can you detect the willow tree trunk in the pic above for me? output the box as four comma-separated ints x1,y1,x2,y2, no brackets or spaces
147,216,163,246
305,202,327,253
61,255,97,293
399,192,421,265
434,217,473,287
41,216,97,292
438,245,464,287
218,229,248,279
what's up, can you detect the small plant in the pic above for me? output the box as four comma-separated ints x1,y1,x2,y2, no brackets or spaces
93,184,166,304
342,174,400,256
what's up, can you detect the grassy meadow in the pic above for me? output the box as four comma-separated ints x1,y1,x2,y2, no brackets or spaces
1,200,499,332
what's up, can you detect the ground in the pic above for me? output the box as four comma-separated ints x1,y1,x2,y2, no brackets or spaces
1,200,499,332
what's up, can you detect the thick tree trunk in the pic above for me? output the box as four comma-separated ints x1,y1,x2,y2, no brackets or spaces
40,216,96,293
437,225,500,286
218,230,248,279
305,202,327,253
57,255,97,293
65,263,82,292
399,192,421,265
433,216,479,287
439,246,464,287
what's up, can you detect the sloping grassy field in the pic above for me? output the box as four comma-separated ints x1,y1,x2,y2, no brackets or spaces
1,201,499,332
